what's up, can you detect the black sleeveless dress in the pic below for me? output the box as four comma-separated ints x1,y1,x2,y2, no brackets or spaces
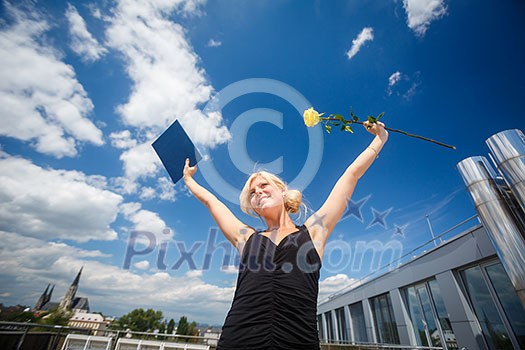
217,225,321,350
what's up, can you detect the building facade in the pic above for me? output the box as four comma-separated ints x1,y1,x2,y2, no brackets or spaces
317,130,525,350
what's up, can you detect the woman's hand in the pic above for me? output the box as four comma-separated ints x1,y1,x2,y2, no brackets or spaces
363,121,388,141
183,158,197,181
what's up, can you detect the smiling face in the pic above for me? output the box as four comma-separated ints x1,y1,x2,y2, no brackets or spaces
249,175,285,215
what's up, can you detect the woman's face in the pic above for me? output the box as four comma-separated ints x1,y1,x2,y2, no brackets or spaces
249,176,284,214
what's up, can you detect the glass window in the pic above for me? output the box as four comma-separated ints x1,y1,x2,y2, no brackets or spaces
335,307,349,342
461,265,513,349
403,286,428,346
428,279,458,349
370,293,400,344
417,285,441,347
325,311,334,341
349,301,367,342
317,314,325,341
485,263,525,349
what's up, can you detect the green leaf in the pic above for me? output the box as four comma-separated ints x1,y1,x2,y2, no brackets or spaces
352,115,359,122
376,112,385,120
325,124,332,133
333,114,345,122
332,122,341,127
367,116,377,123
344,125,354,133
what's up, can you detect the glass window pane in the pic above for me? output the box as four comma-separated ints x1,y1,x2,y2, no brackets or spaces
349,302,367,343
417,285,441,347
428,279,458,349
325,311,334,341
335,307,349,342
461,266,513,349
485,263,525,349
370,293,400,344
317,314,325,341
403,286,428,346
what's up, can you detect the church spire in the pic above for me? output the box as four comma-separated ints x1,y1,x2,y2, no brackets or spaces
58,267,83,312
72,266,83,287
34,284,50,310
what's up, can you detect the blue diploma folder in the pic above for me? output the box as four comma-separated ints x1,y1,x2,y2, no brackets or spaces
152,120,202,184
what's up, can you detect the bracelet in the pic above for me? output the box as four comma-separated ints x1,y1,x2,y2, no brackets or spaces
367,146,379,158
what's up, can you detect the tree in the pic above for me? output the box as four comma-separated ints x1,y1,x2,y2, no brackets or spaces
158,320,166,334
176,316,189,335
112,308,164,332
188,321,199,337
38,309,72,326
167,318,175,334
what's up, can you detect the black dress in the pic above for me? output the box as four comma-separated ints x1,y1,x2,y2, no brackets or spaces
217,225,322,350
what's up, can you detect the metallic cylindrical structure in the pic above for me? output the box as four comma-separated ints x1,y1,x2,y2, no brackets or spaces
486,129,525,220
457,156,525,308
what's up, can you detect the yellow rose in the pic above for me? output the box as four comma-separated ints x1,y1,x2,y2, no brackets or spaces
303,107,323,127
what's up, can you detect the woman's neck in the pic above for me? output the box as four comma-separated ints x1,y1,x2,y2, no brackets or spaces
264,211,296,233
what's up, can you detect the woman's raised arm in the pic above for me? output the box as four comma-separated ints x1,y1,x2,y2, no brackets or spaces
305,121,388,244
183,159,254,249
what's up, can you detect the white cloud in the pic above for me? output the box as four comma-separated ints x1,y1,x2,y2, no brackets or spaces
220,265,239,275
386,71,421,100
120,141,161,180
0,231,235,324
403,0,447,36
65,3,108,63
346,27,374,60
186,269,203,278
120,202,173,242
139,186,157,200
110,130,137,149
388,71,402,88
206,38,222,47
157,177,176,201
104,0,230,182
318,274,361,301
134,260,150,270
0,155,122,242
0,3,104,158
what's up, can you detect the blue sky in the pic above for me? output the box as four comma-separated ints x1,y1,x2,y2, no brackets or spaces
0,0,524,325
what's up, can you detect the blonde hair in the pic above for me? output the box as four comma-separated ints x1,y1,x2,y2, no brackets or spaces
239,171,303,217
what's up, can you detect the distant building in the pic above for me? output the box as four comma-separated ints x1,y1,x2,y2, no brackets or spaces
34,267,90,313
202,328,221,347
68,311,110,335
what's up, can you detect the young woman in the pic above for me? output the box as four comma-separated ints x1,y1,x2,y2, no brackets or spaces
183,121,388,350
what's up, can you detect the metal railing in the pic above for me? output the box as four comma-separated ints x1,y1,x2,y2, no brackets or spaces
0,322,215,350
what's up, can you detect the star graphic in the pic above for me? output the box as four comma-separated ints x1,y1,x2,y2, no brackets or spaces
341,195,370,222
309,212,327,229
392,224,408,238
367,207,392,230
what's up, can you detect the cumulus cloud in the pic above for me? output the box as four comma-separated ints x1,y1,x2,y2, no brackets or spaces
65,3,108,63
0,231,235,324
104,0,230,185
206,38,222,47
403,0,447,36
0,155,122,242
346,27,374,60
120,202,173,242
318,274,361,301
0,3,104,158
110,130,137,149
